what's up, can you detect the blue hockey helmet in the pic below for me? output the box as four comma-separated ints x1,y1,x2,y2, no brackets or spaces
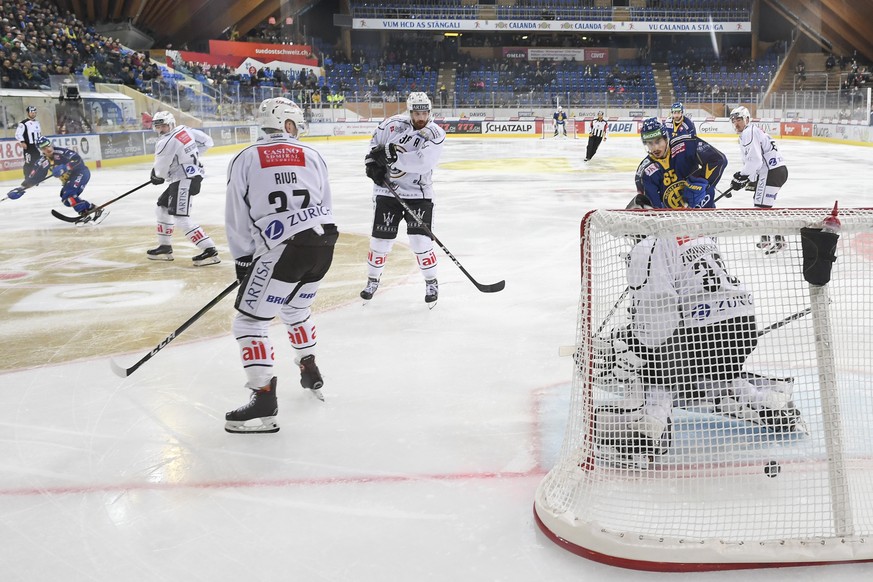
36,136,52,149
670,102,684,114
640,117,667,142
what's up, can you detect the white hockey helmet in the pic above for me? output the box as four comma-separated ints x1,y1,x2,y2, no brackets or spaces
152,111,176,129
557,105,563,112
406,91,432,121
729,106,750,121
258,97,307,136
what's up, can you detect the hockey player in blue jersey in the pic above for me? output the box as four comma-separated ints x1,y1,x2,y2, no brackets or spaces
7,137,103,223
553,106,568,137
665,102,696,139
634,117,718,209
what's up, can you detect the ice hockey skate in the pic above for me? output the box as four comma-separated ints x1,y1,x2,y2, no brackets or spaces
225,377,280,433
360,277,379,302
146,244,173,261
192,246,220,266
75,207,108,226
298,355,324,401
425,278,438,308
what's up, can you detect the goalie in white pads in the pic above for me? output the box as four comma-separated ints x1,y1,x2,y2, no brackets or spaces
224,98,338,433
593,195,806,466
361,91,446,306
728,106,789,254
146,111,220,266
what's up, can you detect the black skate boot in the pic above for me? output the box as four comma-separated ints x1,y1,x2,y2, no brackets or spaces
299,355,324,401
360,277,380,301
147,245,174,261
425,278,439,308
192,246,220,266
225,377,279,433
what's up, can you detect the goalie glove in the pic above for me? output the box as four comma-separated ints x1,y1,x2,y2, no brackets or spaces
730,172,749,191
595,325,650,382
234,255,253,282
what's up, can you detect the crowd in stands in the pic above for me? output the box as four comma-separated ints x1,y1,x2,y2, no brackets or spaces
2,0,871,125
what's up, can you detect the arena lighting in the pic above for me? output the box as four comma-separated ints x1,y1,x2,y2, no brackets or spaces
444,32,460,37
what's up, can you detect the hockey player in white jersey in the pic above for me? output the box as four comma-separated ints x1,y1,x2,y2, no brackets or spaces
361,91,446,306
146,111,220,266
224,97,338,433
728,106,789,254
593,195,805,466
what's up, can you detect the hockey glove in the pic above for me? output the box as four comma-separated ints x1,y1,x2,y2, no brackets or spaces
684,177,715,208
235,255,253,282
6,187,26,200
51,164,67,178
744,180,758,192
365,161,388,186
367,143,397,167
730,172,749,191
150,168,165,185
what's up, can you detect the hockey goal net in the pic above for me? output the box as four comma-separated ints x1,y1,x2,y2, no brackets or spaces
535,207,873,571
540,117,578,139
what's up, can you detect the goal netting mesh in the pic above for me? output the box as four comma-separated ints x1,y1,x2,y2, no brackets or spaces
534,207,873,571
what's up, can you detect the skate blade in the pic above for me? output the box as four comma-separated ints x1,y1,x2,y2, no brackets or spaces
427,301,437,310
193,257,221,267
309,388,325,402
147,254,174,261
225,417,279,433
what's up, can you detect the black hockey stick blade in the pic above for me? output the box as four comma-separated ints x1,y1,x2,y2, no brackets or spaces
51,180,151,224
51,208,84,223
110,280,240,378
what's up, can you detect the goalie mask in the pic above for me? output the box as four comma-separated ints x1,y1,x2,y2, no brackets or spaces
407,91,432,129
258,97,307,137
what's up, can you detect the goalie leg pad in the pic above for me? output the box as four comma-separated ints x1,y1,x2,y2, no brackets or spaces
594,385,673,460
715,375,806,433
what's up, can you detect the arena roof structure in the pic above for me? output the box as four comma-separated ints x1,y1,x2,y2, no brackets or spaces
52,0,310,46
47,0,873,62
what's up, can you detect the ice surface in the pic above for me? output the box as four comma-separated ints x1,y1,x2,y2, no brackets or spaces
1,135,872,580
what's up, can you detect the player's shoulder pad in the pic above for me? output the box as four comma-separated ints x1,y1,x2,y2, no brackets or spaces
738,125,755,146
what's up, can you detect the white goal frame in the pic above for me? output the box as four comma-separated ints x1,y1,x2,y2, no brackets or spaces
535,207,873,571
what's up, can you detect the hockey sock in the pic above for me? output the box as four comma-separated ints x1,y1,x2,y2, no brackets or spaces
366,237,394,279
409,234,437,280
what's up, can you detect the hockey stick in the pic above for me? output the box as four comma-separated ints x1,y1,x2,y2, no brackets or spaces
51,180,151,223
380,179,505,293
757,307,812,338
560,304,814,358
110,280,240,378
713,188,733,204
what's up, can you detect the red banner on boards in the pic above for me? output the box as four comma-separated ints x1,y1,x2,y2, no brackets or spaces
207,40,318,66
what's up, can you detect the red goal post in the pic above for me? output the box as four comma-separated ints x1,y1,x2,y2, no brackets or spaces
535,207,873,571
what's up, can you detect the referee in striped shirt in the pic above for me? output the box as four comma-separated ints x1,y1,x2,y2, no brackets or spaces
584,111,608,162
